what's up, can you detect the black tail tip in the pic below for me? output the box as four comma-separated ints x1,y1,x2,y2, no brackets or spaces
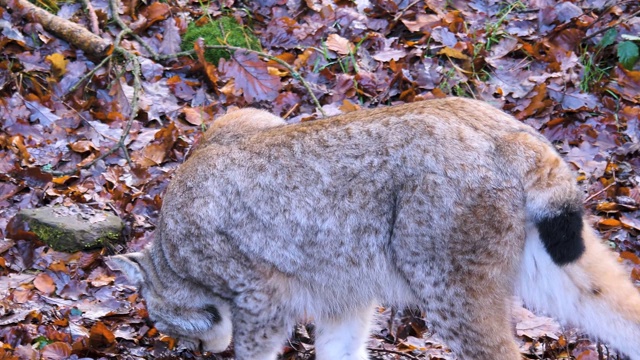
535,206,585,266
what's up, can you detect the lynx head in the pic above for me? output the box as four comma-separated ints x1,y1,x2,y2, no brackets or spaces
108,252,233,353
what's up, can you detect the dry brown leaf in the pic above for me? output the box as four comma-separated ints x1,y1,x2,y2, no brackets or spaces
89,321,116,347
437,46,469,60
401,14,441,32
70,140,95,153
182,107,204,126
620,215,640,231
326,34,355,55
515,83,550,120
194,40,219,95
33,273,56,295
339,100,360,113
620,251,640,265
598,218,621,228
41,342,72,360
268,66,289,77
139,2,170,26
595,202,618,212
45,53,67,77
219,51,281,103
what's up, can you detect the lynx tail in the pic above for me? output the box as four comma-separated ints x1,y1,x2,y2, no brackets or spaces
517,142,640,359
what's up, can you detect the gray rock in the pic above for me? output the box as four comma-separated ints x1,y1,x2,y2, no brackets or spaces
15,206,123,252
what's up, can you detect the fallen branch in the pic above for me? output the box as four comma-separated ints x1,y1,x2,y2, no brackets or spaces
0,0,112,57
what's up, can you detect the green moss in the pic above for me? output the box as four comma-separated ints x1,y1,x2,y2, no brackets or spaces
95,231,120,248
181,16,262,65
31,222,75,252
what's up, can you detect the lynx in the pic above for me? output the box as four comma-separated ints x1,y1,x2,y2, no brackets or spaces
110,98,640,360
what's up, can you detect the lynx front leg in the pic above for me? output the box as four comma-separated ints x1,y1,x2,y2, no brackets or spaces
314,305,375,360
231,292,292,360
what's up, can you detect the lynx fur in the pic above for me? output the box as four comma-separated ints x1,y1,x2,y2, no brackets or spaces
110,98,640,360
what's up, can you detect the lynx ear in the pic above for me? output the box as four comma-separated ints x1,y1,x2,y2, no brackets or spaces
107,253,146,285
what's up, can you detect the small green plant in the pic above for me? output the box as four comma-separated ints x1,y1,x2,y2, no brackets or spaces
312,36,365,74
438,67,474,97
578,28,638,91
579,44,611,92
181,16,261,65
484,1,526,50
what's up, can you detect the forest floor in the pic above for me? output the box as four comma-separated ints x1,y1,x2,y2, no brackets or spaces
1,0,640,359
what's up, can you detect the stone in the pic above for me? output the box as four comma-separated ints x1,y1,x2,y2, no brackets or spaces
12,205,123,253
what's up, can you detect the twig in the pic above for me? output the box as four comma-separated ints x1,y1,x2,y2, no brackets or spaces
584,0,639,32
368,347,420,360
109,0,159,58
582,9,640,43
584,182,616,203
65,54,112,96
282,103,299,119
79,0,99,35
393,0,421,22
48,54,139,176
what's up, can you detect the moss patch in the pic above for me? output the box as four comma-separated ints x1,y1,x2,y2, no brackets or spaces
30,221,77,253
181,16,261,65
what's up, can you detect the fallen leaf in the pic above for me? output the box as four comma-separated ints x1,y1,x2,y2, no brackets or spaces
45,53,67,77
34,273,56,295
89,321,116,347
598,218,621,228
41,342,72,360
437,46,469,60
326,34,355,55
620,215,640,231
139,2,169,27
25,101,61,128
219,51,281,103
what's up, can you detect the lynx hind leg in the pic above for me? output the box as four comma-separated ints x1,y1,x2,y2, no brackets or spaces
231,291,293,360
416,274,520,359
393,212,524,360
314,305,375,360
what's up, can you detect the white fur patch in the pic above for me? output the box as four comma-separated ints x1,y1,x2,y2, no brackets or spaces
314,306,374,360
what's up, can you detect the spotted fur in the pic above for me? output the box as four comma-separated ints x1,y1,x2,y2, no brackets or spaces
110,98,640,360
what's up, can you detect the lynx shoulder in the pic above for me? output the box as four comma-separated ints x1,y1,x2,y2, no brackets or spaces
110,98,640,360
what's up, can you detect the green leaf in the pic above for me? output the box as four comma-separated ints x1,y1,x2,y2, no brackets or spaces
621,34,640,41
33,335,54,350
618,41,639,69
70,307,83,316
598,28,617,49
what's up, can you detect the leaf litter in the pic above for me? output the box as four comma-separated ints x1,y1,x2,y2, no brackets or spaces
1,0,640,359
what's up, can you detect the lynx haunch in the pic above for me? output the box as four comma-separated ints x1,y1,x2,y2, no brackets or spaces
111,98,640,360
